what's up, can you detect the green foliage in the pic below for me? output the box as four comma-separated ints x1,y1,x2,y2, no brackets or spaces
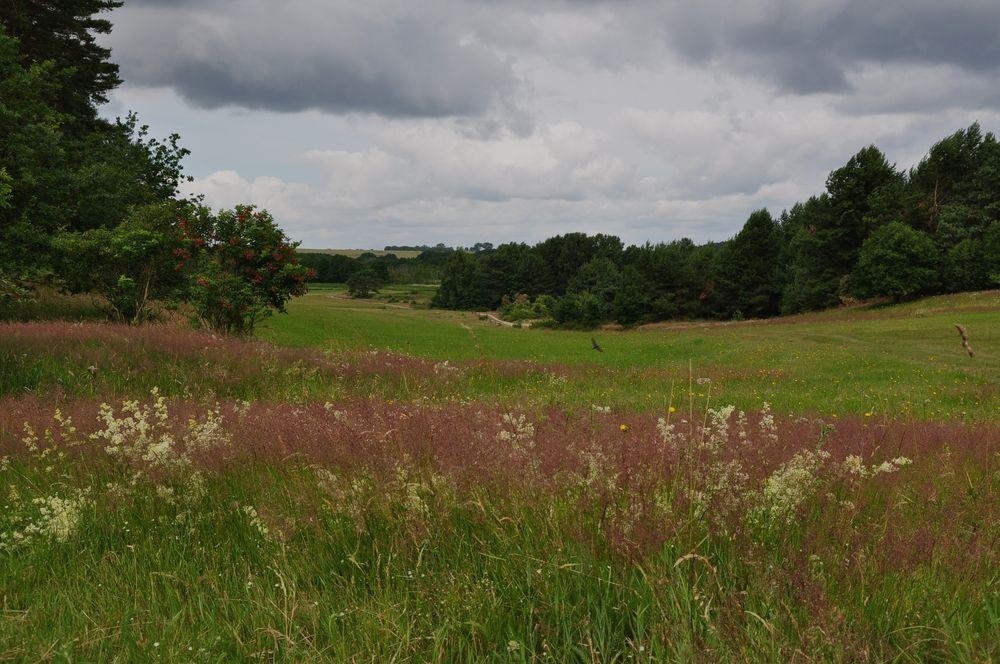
552,291,604,328
909,123,989,231
984,222,1000,286
346,268,381,298
0,167,11,209
613,266,651,327
0,30,68,280
851,222,939,300
53,201,189,323
68,113,191,232
430,126,998,325
536,233,622,295
0,165,15,300
0,23,190,301
182,205,313,336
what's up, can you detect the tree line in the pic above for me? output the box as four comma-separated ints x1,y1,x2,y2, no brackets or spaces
433,127,1000,326
1,2,311,333
297,248,452,289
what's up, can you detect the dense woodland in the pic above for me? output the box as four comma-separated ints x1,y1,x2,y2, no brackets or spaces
432,130,1000,326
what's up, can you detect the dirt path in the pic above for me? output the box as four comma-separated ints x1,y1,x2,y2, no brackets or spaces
477,312,545,328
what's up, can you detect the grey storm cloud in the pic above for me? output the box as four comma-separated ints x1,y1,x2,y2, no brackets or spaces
108,0,1000,116
108,0,521,118
644,0,1000,95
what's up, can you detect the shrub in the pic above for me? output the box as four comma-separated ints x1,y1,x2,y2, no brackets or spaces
552,291,605,328
499,293,552,321
180,205,313,336
53,201,187,324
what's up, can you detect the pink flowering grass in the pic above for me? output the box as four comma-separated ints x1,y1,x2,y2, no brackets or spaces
4,393,993,545
0,321,578,406
1,315,997,660
1,390,995,660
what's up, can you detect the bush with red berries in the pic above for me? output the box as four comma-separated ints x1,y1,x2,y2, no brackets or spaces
178,204,314,335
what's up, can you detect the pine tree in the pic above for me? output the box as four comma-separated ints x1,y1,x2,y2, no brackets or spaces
713,209,782,319
1,0,122,130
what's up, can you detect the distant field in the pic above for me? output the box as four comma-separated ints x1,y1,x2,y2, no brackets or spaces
307,282,439,306
261,287,1000,421
298,248,423,259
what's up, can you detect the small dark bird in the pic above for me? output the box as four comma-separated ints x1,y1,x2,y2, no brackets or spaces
954,324,975,358
591,337,603,352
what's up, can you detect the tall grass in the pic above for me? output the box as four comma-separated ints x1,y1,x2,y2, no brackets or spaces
1,391,995,661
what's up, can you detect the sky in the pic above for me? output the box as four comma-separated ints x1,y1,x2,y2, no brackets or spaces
100,0,1000,249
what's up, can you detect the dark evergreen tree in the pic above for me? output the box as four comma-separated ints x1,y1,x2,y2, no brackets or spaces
909,124,988,232
825,145,903,275
479,242,547,306
535,233,623,295
613,266,650,327
566,257,621,319
346,268,380,298
0,0,122,130
713,209,782,319
0,30,67,285
432,251,487,310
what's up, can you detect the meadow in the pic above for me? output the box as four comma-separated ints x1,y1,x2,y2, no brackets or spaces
0,289,997,661
260,287,999,422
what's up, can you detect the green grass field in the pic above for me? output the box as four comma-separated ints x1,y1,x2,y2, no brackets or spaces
260,287,1000,421
2,289,997,662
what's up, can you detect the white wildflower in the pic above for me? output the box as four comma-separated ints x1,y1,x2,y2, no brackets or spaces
498,413,536,456
656,417,678,448
871,461,898,475
758,449,830,525
701,405,734,450
3,491,92,550
758,402,778,442
842,455,867,477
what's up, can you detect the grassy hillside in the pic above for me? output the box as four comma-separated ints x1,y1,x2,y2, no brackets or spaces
260,288,1000,421
1,290,997,661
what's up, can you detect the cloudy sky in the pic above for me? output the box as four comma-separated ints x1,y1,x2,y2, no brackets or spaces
101,0,1000,249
